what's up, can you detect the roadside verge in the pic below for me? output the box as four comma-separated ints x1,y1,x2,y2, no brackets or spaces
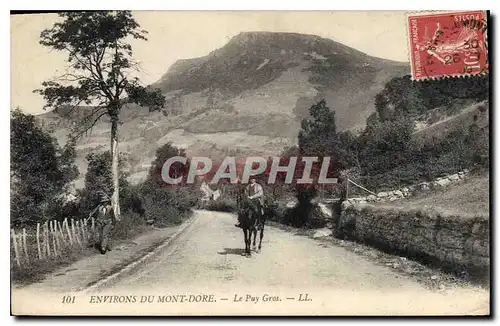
11,214,197,294
83,214,198,293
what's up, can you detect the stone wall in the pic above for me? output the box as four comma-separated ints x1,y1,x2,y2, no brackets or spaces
343,169,471,208
336,204,489,282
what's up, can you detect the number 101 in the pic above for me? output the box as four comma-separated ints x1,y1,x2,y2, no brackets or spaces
62,295,76,304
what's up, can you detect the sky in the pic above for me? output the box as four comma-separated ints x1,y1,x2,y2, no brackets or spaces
11,11,411,115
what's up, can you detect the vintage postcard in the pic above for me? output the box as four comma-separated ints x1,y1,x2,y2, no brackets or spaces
10,10,490,316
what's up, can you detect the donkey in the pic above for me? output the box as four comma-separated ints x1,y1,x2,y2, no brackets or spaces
236,188,265,257
251,202,267,253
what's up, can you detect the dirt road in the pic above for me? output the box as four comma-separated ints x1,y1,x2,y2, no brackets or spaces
12,210,489,316
96,210,489,315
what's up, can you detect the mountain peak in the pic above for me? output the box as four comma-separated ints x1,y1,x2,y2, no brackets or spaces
228,31,326,46
231,31,318,39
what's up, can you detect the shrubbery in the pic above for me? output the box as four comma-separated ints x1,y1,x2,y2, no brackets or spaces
10,109,79,227
357,121,488,191
81,142,200,227
282,186,316,227
204,198,238,212
135,142,200,226
139,182,199,226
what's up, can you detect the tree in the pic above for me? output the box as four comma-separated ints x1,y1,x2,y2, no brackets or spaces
289,100,346,226
35,11,166,221
297,100,344,184
358,116,415,176
374,74,489,124
374,76,427,122
141,143,198,224
337,130,361,170
10,109,78,226
298,100,338,156
81,150,139,214
147,142,190,187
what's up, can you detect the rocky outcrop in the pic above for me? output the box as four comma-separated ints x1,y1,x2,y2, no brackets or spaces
316,203,332,218
336,204,489,280
313,227,333,239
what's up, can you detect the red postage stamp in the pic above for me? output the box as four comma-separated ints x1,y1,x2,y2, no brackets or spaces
407,11,489,80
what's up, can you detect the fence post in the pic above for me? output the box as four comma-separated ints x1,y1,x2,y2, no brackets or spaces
82,220,87,245
64,218,73,245
79,219,84,245
22,228,29,263
41,223,46,257
82,219,88,243
36,223,42,259
48,221,53,255
41,222,45,257
46,222,52,257
43,222,49,257
78,219,84,247
74,219,81,247
47,222,52,257
71,218,82,247
57,221,66,246
346,176,349,199
53,220,61,253
78,220,86,246
11,229,20,268
50,221,58,257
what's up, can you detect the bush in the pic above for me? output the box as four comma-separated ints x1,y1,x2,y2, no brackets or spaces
129,142,199,227
204,198,238,212
11,109,79,227
138,181,199,226
278,186,317,228
112,213,152,239
141,196,194,227
263,201,280,220
79,151,132,213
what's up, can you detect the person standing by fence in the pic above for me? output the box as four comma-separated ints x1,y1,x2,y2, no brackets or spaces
88,192,116,254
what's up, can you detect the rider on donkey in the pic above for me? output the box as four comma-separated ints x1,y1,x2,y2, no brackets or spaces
235,178,265,230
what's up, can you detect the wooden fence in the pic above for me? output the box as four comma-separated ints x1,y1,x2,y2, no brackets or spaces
10,217,97,268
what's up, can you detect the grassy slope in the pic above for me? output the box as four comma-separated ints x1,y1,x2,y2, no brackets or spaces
412,101,489,145
378,172,489,217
